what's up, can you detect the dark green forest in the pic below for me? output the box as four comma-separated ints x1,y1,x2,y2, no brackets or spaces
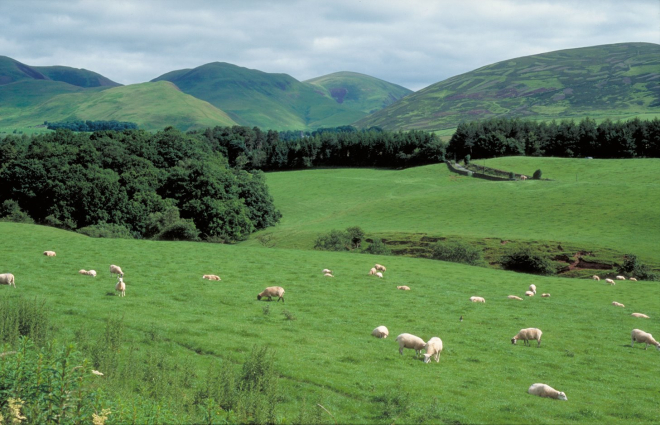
46,120,139,132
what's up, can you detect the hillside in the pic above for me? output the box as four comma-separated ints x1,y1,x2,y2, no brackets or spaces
355,42,660,131
151,62,409,130
2,81,237,131
0,56,119,87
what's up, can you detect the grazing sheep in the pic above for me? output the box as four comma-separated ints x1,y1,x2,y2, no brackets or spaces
511,328,542,347
43,251,56,257
528,383,568,401
374,264,386,272
616,275,626,280
525,290,535,297
369,267,378,276
0,273,16,288
520,175,528,181
79,269,88,275
541,293,550,297
324,272,334,277
372,326,389,339
376,272,384,278
397,285,410,290
605,278,615,285
322,269,332,274
612,301,625,307
508,295,523,300
592,275,600,281
629,277,638,282
631,329,660,350
395,333,426,356
110,265,124,278
631,313,650,319
257,286,285,302
115,278,126,297
202,274,221,281
470,296,485,303
529,284,537,295
86,270,97,277
423,337,443,363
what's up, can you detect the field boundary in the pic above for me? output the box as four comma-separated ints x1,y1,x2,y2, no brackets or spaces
446,161,514,181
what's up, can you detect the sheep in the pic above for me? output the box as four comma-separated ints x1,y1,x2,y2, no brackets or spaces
376,272,384,278
43,251,56,257
395,333,426,356
423,337,443,363
529,284,537,295
257,286,285,302
616,275,626,280
397,285,410,290
508,295,523,300
629,277,638,282
372,326,389,338
369,267,378,276
592,275,600,281
202,274,221,281
527,383,568,401
511,328,542,347
525,290,535,297
110,265,124,278
322,269,332,274
115,278,126,297
612,301,625,307
605,278,615,285
631,329,660,350
86,270,97,277
631,313,650,319
324,272,334,277
541,293,550,297
79,269,88,275
470,296,485,303
520,175,528,181
0,273,16,288
375,264,386,272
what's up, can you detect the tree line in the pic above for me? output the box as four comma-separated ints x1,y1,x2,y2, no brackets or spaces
447,117,660,160
0,127,281,242
46,120,139,132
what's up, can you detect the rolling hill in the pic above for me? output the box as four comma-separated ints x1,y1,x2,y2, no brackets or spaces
355,42,660,131
0,55,120,87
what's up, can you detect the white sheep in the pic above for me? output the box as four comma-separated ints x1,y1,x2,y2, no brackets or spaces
397,285,410,290
372,326,389,338
86,270,97,277
631,329,660,350
541,293,550,297
525,290,535,297
324,273,334,277
631,313,650,319
322,269,332,274
375,264,386,272
43,251,56,257
202,274,221,281
79,269,88,275
395,333,426,356
592,275,600,281
376,272,384,278
629,277,638,281
511,328,542,347
115,277,126,297
616,275,626,280
368,267,378,276
0,273,16,288
605,278,615,285
257,286,285,302
529,284,537,295
520,175,528,181
612,301,625,307
508,295,523,300
527,383,568,401
423,337,443,363
470,296,485,303
110,265,124,278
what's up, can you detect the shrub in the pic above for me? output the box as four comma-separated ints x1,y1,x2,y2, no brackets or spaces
0,297,50,346
464,154,471,165
346,226,365,249
431,242,484,266
0,199,34,224
77,223,134,239
533,169,543,179
156,219,200,241
617,254,658,281
363,238,392,255
314,229,351,251
500,247,556,275
509,171,515,179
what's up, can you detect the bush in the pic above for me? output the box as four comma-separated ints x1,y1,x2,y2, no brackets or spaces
464,154,471,165
314,226,366,252
617,254,658,281
77,222,134,239
431,242,484,266
0,297,50,346
363,238,392,255
500,247,556,275
0,199,34,224
156,219,200,241
509,171,515,179
533,169,543,179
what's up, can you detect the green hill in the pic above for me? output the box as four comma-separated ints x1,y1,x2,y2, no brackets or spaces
2,81,238,131
152,62,409,130
355,42,660,131
0,56,119,88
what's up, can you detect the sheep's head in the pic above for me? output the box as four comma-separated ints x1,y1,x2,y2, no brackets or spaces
257,294,262,301
557,392,568,401
423,354,432,363
511,338,517,345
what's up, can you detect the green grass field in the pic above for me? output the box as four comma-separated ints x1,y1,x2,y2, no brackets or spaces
1,156,659,423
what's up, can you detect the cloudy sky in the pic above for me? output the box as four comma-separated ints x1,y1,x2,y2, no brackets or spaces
1,0,658,91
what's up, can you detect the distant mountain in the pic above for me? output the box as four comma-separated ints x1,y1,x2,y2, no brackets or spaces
0,56,120,87
152,63,410,130
355,43,660,131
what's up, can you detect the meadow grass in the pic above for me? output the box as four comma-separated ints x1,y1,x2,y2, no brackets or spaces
1,222,659,423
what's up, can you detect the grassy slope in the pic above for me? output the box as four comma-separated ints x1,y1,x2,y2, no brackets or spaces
355,42,660,131
1,216,659,423
0,81,238,131
32,65,121,88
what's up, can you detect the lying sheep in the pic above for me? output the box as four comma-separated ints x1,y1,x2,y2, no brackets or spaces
528,383,568,401
397,285,410,290
616,275,626,280
629,277,638,282
257,286,285,302
470,296,485,303
79,269,88,275
592,275,600,281
86,270,97,277
110,265,124,278
605,278,615,285
369,267,378,276
525,290,535,297
324,273,334,277
631,329,660,350
631,313,650,319
43,251,56,257
0,273,16,288
529,284,537,295
612,301,625,307
202,274,221,281
322,269,332,274
115,278,126,297
376,272,384,278
508,295,523,301
423,337,443,363
375,264,386,272
511,328,542,347
541,293,550,297
395,333,426,357
372,326,389,338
